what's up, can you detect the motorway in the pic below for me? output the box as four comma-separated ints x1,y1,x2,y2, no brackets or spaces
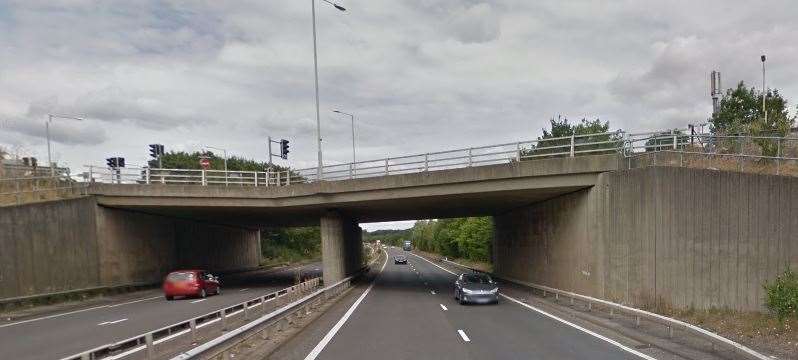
0,263,321,360
273,247,657,360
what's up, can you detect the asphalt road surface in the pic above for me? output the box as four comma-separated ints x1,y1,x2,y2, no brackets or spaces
0,263,321,360
274,248,654,360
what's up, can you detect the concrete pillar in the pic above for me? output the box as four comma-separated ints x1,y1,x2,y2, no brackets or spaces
321,211,363,285
321,211,346,285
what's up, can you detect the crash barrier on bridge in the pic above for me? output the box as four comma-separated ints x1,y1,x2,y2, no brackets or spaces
80,129,798,185
438,258,769,360
59,277,322,360
176,249,383,360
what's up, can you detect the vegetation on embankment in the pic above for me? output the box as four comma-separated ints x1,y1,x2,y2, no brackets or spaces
363,217,494,265
260,227,321,266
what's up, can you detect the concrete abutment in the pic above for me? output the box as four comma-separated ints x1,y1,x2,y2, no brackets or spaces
0,197,261,300
493,167,798,312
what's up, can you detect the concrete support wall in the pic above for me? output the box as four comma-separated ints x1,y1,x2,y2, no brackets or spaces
494,167,798,312
321,211,363,285
0,197,100,299
1,197,261,300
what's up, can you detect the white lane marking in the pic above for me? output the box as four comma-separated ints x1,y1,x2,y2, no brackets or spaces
303,250,388,360
440,304,448,311
190,299,206,304
430,290,436,295
239,288,250,292
411,253,656,360
97,318,128,326
457,329,470,342
501,295,656,359
107,296,162,308
0,295,161,329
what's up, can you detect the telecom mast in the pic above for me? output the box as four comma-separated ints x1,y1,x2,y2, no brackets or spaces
710,70,722,115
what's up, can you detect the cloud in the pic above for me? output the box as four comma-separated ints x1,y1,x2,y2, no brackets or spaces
0,0,797,205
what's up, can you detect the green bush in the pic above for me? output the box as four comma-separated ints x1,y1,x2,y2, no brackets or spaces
764,268,798,321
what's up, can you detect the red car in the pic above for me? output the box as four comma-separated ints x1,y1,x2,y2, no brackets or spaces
163,270,220,300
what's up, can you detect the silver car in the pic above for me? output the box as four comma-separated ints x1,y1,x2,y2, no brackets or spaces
454,273,499,305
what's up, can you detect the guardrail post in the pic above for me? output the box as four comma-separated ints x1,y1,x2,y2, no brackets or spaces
221,310,227,331
254,171,259,187
516,142,522,161
468,148,473,167
587,302,592,311
609,308,614,317
777,138,781,175
555,293,559,302
635,316,640,327
384,158,389,175
145,168,151,184
672,129,677,150
569,134,575,157
145,333,154,359
349,163,353,179
668,325,673,338
244,302,250,320
424,153,429,171
190,319,197,342
286,171,291,185
277,171,281,186
201,169,207,186
15,180,21,204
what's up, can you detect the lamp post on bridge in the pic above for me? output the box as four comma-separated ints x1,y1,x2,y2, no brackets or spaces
46,114,84,176
203,145,228,185
311,0,347,181
333,110,356,175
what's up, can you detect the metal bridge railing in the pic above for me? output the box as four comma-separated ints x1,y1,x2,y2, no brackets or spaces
75,129,798,188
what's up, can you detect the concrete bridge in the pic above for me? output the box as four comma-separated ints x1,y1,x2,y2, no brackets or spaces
2,152,797,312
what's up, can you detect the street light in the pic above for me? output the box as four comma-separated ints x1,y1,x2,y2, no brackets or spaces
46,114,84,176
312,0,347,181
332,110,356,172
203,145,228,185
761,54,767,122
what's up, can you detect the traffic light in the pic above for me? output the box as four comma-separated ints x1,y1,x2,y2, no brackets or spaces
149,144,164,159
106,157,125,168
280,139,290,159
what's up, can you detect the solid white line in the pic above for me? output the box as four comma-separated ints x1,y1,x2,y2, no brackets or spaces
440,304,448,311
411,253,656,360
501,295,656,359
190,299,206,304
97,318,128,326
303,250,388,360
239,288,249,292
457,329,470,342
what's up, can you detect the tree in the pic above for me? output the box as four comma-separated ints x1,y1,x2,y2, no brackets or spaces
711,81,796,156
523,117,621,158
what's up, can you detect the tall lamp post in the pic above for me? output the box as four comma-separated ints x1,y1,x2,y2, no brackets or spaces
761,54,767,122
46,114,84,176
203,145,228,185
312,0,346,181
332,110,356,173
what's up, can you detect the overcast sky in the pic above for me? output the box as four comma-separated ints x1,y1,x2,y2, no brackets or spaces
1,1,797,230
